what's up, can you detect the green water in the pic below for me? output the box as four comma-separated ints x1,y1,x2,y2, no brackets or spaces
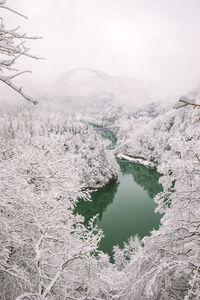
74,132,163,257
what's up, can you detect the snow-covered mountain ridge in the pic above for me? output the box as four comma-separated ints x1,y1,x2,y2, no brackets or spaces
46,67,161,109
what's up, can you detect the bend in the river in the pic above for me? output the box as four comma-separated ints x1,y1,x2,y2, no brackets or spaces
74,129,163,258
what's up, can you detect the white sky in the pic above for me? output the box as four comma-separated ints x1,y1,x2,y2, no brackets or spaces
2,0,200,98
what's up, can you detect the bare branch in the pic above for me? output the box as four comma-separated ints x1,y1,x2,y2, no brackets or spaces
179,99,200,108
0,74,38,105
8,70,32,80
0,4,28,19
174,98,200,109
0,1,43,104
1,27,43,40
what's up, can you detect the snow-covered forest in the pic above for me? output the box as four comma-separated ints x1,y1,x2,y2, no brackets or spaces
2,86,200,300
1,1,200,299
0,104,119,299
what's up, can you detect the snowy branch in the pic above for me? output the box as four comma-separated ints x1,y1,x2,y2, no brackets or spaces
174,96,200,109
0,74,38,104
0,1,42,104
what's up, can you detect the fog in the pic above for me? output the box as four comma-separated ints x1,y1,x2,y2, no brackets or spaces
2,0,200,101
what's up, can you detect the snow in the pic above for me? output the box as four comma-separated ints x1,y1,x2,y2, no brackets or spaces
55,67,112,97
60,67,110,81
44,67,161,109
1,84,200,299
3,1,200,298
174,85,200,109
117,153,155,167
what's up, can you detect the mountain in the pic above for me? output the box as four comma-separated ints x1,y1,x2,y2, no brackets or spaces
50,67,160,107
60,67,110,82
55,67,112,97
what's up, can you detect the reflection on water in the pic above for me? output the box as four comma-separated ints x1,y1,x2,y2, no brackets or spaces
100,131,117,150
74,128,163,257
74,180,119,224
75,158,163,258
118,159,163,198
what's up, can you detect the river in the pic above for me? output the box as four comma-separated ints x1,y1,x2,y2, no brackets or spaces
74,131,163,257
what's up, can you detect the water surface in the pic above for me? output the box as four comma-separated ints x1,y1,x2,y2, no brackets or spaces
75,132,162,257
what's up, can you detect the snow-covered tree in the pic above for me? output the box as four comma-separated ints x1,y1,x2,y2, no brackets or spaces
174,84,200,109
0,103,120,299
113,88,200,299
0,0,41,104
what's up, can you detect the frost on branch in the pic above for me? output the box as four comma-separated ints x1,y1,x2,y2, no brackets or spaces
0,0,42,104
174,86,200,109
0,105,120,299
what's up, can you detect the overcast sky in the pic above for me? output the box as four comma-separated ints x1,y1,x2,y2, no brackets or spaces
2,0,200,98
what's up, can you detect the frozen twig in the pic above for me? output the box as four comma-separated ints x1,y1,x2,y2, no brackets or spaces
0,0,42,104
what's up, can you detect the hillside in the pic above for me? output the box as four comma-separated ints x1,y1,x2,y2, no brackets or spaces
41,68,161,113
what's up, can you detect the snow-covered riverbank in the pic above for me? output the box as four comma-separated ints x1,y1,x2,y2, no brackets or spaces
117,153,156,167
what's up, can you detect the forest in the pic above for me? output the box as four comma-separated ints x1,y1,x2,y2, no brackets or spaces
1,1,200,299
